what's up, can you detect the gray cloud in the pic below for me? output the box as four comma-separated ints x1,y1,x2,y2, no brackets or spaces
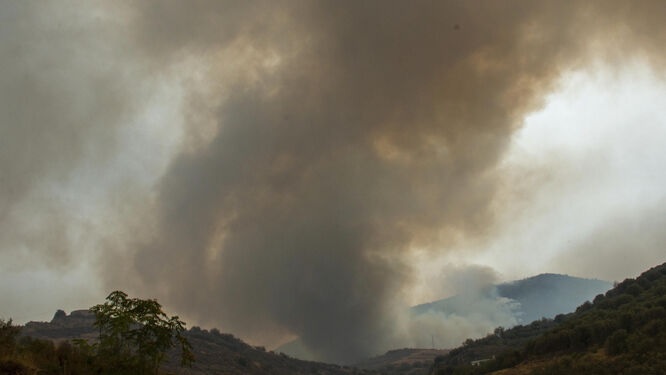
0,2,173,322
0,2,140,264
552,202,666,282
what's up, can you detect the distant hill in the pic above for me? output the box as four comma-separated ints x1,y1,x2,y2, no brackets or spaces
275,340,450,374
19,311,376,375
354,348,449,375
413,273,612,324
429,261,666,374
164,328,373,375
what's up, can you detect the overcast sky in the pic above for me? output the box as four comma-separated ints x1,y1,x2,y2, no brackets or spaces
2,0,666,363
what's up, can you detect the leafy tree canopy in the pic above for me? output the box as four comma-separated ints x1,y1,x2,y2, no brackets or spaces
90,290,194,374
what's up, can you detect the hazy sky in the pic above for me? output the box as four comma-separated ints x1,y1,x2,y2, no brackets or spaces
2,0,666,363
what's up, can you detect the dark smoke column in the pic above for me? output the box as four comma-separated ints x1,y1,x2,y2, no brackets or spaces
127,0,611,363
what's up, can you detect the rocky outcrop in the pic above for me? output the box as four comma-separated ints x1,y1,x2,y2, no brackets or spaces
23,310,97,340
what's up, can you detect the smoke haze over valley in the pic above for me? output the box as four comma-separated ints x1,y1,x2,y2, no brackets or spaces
2,0,666,363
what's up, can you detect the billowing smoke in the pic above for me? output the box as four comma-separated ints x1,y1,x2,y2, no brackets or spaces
124,1,595,362
3,0,666,364
398,264,519,350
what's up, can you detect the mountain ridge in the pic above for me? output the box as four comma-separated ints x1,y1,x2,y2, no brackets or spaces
413,273,612,324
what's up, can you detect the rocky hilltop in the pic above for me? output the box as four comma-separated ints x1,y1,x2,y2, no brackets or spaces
22,309,97,340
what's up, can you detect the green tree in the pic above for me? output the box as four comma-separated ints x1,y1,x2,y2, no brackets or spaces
90,291,194,374
0,318,21,357
605,329,628,356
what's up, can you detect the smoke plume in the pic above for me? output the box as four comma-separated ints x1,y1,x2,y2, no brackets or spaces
126,1,600,362
3,0,666,364
398,264,519,350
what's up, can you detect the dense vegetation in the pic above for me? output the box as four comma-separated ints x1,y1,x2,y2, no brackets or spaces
430,262,666,375
1,317,95,374
520,262,666,374
430,318,561,374
89,291,193,374
0,291,192,375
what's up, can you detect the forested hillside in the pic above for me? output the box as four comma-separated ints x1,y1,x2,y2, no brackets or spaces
429,262,666,375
